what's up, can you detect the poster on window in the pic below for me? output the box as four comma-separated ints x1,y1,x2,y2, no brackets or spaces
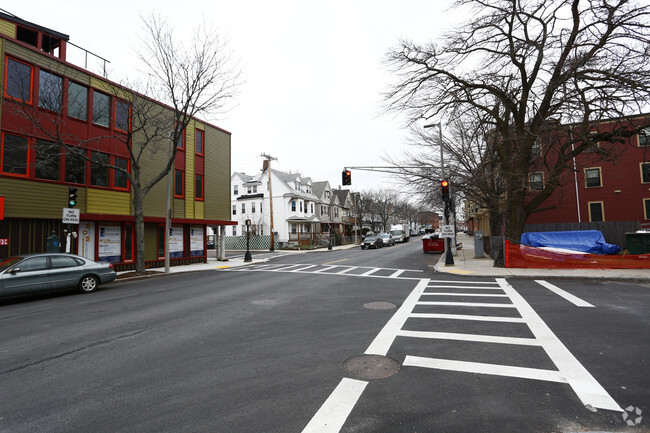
169,226,184,258
98,225,121,263
77,221,95,260
190,227,204,256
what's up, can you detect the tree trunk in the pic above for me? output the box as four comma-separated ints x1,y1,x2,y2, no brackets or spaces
132,176,146,274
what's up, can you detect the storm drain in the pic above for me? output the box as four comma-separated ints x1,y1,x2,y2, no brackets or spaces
363,302,397,310
343,355,400,380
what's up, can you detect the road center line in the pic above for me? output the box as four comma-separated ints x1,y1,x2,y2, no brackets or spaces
535,280,594,307
496,278,621,412
301,378,368,433
324,258,349,265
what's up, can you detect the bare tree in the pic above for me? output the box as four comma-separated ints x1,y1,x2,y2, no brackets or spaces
385,0,650,246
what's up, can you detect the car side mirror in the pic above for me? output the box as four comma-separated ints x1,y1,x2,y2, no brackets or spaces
9,267,20,274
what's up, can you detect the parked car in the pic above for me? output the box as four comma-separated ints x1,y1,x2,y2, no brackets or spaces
207,240,216,249
378,233,395,246
0,253,117,298
361,235,384,249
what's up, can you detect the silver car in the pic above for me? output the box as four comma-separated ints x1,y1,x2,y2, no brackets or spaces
0,253,117,298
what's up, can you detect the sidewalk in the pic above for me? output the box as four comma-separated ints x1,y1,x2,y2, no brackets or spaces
116,243,357,281
434,233,650,281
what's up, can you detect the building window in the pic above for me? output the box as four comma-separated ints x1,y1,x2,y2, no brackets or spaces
291,201,296,211
644,199,650,220
175,170,184,198
91,152,110,187
38,70,62,113
639,128,650,147
113,157,129,189
232,205,236,215
529,172,544,191
195,129,204,155
92,91,110,127
1,133,29,176
4,57,33,103
195,174,204,200
68,81,88,121
588,201,604,222
311,203,314,214
35,139,59,180
241,203,246,214
176,129,185,150
252,202,256,213
157,225,165,259
531,138,541,157
300,202,303,212
123,223,134,262
232,226,237,236
584,168,602,188
65,147,86,184
291,223,297,234
115,99,130,132
641,163,650,183
233,184,238,195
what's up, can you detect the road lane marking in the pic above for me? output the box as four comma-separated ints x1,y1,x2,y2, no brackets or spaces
426,285,504,290
410,313,526,323
291,265,318,272
430,280,500,285
403,356,567,384
272,264,304,271
397,330,541,346
365,279,430,356
360,268,381,276
324,258,349,265
314,266,338,273
496,278,621,412
421,292,509,297
389,269,406,278
336,267,358,274
535,280,594,307
417,301,516,308
301,378,368,433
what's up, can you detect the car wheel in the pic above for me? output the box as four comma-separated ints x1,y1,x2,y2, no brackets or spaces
78,275,99,293
361,245,365,249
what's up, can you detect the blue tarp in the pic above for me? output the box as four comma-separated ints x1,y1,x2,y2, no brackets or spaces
520,230,621,255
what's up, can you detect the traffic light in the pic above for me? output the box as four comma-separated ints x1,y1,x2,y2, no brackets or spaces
342,170,352,186
440,179,449,201
68,187,78,208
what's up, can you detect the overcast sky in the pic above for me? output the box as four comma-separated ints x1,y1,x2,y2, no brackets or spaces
5,1,456,193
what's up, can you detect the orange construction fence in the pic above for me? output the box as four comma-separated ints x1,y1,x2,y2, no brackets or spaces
504,239,650,269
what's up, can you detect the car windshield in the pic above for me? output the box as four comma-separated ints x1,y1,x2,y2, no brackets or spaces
365,236,377,241
390,230,403,236
0,257,24,272
379,234,390,238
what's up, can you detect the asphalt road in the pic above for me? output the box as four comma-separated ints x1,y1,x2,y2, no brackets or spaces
1,241,648,432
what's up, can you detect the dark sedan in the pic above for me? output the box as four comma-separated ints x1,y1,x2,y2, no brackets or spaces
0,253,117,298
361,235,384,249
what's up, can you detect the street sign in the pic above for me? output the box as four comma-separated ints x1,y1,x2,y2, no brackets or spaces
440,224,455,238
62,208,80,224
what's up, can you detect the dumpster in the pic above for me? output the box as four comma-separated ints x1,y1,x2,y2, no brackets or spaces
422,235,445,253
625,231,650,254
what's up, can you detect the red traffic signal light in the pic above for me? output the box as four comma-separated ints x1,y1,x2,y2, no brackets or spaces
342,170,352,185
440,180,449,201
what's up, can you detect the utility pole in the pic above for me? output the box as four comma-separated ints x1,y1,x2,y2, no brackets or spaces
261,153,277,251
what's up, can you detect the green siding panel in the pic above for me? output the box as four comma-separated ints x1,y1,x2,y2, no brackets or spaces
204,126,231,221
0,178,85,218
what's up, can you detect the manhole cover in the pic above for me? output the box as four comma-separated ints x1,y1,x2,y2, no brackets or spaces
343,355,400,379
363,301,397,310
251,299,279,305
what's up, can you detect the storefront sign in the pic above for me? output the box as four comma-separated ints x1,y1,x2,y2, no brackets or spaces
98,225,121,263
0,238,8,245
190,227,204,256
78,221,96,260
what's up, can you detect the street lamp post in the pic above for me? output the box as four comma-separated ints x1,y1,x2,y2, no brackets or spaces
423,122,454,266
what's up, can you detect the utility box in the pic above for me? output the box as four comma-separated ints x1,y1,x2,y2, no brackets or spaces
625,232,650,254
46,231,61,253
474,231,485,257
